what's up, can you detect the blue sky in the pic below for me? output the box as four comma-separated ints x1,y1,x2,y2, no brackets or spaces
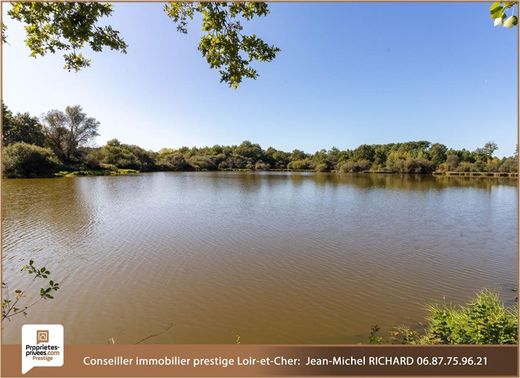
2,2,518,156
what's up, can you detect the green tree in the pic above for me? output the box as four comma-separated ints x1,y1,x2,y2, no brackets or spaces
428,143,448,167
99,139,140,170
2,105,45,147
6,2,278,88
234,140,265,161
43,105,100,163
476,141,498,159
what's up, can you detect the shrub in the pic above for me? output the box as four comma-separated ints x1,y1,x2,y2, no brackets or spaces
445,154,460,170
423,290,517,344
499,157,518,173
339,161,356,173
314,163,330,172
188,155,217,171
2,142,59,178
371,290,518,345
339,160,369,173
287,159,311,170
255,160,270,171
157,153,193,171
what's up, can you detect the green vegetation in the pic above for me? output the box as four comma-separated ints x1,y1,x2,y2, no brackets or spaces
2,103,518,178
4,2,278,88
490,2,518,28
2,260,60,321
3,142,60,178
370,290,518,344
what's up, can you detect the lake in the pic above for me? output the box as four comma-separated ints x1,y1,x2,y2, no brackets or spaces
1,172,517,344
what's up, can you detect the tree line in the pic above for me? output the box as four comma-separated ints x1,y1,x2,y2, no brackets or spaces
2,104,518,178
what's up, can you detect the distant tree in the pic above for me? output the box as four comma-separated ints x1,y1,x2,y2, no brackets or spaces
157,152,193,171
352,144,375,162
42,105,99,163
475,141,498,160
234,140,265,161
265,147,290,169
2,103,45,146
188,155,217,171
445,154,460,171
428,143,448,167
99,139,140,170
255,160,270,171
290,149,307,161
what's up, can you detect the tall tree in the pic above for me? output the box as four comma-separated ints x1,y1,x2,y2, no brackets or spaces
476,141,498,159
42,105,99,163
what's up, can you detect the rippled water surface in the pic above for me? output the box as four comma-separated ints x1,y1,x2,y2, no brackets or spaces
2,172,517,343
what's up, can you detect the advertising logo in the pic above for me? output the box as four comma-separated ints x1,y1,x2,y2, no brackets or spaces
36,330,49,344
22,324,64,374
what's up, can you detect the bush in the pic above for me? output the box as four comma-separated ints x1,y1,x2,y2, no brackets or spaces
499,158,518,173
287,159,313,170
371,290,518,345
422,290,517,344
3,142,59,178
255,160,270,171
314,163,330,172
339,161,356,173
157,153,193,171
339,160,369,173
188,155,217,171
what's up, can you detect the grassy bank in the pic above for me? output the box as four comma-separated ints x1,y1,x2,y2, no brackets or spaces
54,168,139,177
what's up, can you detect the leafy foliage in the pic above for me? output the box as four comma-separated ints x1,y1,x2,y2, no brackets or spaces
490,2,518,28
8,2,127,71
164,2,279,88
2,260,60,321
2,104,518,178
2,142,59,178
5,2,277,87
2,103,45,146
370,290,518,344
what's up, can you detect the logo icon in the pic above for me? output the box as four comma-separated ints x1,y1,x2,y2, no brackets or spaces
36,330,49,344
22,324,64,374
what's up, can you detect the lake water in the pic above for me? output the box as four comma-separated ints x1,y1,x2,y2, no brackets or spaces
1,172,518,344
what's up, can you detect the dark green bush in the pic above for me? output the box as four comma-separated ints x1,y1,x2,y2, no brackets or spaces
3,142,59,178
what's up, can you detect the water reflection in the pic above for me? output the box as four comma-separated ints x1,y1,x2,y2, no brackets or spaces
1,172,517,344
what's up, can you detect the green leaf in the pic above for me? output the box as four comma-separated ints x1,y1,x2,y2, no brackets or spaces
503,15,518,28
490,1,502,11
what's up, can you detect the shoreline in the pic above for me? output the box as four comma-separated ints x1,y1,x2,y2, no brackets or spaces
5,169,518,179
